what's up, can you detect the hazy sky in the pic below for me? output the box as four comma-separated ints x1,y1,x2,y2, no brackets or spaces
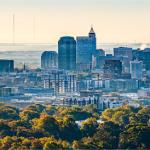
0,0,150,43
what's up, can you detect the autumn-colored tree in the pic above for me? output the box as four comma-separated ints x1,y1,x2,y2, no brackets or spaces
32,115,60,138
119,124,150,149
81,117,98,137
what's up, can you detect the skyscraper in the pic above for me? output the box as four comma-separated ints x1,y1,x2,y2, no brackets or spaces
103,59,122,79
41,51,58,70
76,27,96,71
114,47,133,73
135,48,150,71
58,36,76,71
96,54,118,70
130,60,143,80
0,60,14,73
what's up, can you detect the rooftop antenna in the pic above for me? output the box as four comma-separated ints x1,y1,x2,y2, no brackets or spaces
33,16,36,43
12,14,15,44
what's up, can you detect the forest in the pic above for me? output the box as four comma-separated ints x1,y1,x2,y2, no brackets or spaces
0,103,149,149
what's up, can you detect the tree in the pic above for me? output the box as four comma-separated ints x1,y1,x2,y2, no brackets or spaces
27,104,46,113
72,139,96,149
119,124,150,149
32,115,59,138
45,105,57,115
20,109,40,121
101,105,143,125
58,106,92,121
91,122,121,149
0,121,13,137
16,127,32,138
30,139,43,150
81,118,98,137
44,141,63,150
59,116,81,142
0,105,19,120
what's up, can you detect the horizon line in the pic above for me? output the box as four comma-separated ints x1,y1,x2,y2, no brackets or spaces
0,42,148,45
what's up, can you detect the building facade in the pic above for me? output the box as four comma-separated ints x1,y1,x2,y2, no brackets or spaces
41,51,58,70
114,47,133,73
130,60,143,80
43,70,77,94
58,36,76,71
76,27,96,71
136,49,150,71
103,59,122,79
0,60,14,73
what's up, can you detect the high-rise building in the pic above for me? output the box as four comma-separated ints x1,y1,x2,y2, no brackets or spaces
58,36,76,71
95,49,105,57
96,54,118,70
0,60,14,73
103,59,122,79
114,47,133,73
41,51,58,70
130,60,143,80
114,47,133,59
76,27,96,71
134,48,150,71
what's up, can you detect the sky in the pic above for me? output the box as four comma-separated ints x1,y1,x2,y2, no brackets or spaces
0,0,150,43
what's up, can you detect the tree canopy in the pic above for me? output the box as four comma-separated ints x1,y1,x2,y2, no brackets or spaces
0,103,149,149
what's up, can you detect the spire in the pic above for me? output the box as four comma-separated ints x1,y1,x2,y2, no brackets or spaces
89,26,95,34
89,26,96,38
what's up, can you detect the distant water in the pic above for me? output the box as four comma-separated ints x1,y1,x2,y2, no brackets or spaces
0,43,148,68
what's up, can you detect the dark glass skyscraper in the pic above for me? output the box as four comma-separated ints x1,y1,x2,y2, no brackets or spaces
0,60,14,73
103,59,122,79
58,36,76,71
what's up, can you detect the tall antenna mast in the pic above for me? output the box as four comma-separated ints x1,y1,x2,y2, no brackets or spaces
12,14,15,44
33,16,36,43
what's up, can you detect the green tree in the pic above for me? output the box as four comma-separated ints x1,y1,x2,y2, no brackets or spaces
0,121,13,137
59,116,81,141
0,105,19,120
119,124,150,149
20,109,40,121
81,118,98,137
33,115,59,137
91,122,121,149
30,139,43,150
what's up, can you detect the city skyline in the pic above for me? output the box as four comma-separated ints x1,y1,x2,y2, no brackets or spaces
0,0,150,43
